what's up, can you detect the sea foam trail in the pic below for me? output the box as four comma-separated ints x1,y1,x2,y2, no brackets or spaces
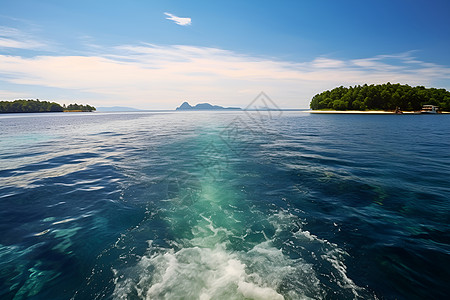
112,174,294,299
110,122,369,299
110,174,358,299
114,243,287,299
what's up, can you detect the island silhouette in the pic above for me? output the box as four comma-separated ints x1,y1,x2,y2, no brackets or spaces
176,101,241,111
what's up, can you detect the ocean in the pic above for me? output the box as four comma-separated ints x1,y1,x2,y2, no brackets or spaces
0,111,449,299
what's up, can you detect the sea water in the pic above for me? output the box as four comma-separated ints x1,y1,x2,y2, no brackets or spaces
0,111,449,299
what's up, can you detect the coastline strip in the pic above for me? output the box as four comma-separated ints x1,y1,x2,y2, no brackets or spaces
309,110,450,114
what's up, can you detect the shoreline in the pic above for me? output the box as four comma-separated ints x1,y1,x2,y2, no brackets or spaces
309,110,450,114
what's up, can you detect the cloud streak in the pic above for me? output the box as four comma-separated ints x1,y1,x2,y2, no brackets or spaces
164,12,191,26
1,43,449,108
0,26,46,49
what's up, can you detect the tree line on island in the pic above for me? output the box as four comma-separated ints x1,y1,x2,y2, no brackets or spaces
0,99,96,113
310,83,450,111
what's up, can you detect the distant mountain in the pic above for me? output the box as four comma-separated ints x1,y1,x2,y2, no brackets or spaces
96,106,142,112
176,101,241,111
177,102,194,110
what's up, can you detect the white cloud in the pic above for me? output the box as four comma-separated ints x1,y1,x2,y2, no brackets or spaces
164,12,192,26
0,44,449,109
311,58,345,68
0,26,46,49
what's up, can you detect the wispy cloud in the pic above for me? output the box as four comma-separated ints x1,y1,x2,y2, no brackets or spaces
0,89,32,99
0,43,449,108
164,12,192,26
0,26,46,50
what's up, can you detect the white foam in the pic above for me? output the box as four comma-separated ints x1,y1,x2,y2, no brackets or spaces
265,210,367,297
114,244,258,299
321,248,362,298
112,182,367,299
237,282,284,300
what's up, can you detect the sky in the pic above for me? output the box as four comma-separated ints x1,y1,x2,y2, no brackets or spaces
1,0,450,109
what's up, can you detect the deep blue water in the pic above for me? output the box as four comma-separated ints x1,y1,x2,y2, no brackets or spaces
0,111,449,299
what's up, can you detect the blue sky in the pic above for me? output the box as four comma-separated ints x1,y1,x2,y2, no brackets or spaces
1,0,450,109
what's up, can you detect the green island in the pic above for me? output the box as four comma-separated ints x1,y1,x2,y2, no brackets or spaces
310,83,450,112
0,99,96,113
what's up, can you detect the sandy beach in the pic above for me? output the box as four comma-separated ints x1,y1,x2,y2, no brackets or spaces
310,110,395,114
309,110,450,114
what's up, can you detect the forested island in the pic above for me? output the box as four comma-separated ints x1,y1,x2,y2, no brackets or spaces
0,99,96,113
63,103,96,112
310,83,450,111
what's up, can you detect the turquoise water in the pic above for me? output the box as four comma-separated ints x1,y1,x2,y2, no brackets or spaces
0,111,449,299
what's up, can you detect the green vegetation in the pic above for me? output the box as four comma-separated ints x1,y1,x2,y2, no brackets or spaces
0,99,96,113
0,99,63,113
63,103,96,112
310,83,450,111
